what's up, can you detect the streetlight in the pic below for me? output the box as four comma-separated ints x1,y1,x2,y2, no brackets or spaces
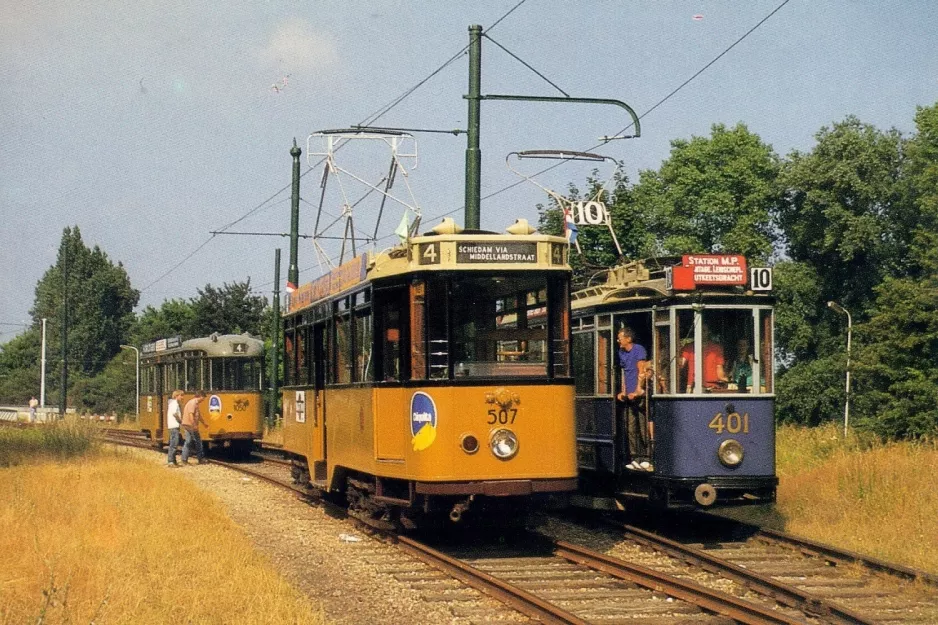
120,345,139,422
827,301,852,437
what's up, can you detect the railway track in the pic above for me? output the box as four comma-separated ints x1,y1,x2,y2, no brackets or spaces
98,436,938,624
541,511,938,625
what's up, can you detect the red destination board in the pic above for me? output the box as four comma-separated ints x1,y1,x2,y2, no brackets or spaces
672,254,748,290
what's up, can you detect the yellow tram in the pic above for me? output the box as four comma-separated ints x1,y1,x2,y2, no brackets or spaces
281,219,577,527
139,333,265,456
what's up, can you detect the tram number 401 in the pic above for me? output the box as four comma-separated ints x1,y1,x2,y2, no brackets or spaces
709,412,750,434
487,408,518,425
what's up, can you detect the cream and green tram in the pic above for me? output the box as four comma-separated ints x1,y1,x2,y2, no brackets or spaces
139,333,265,456
281,220,577,528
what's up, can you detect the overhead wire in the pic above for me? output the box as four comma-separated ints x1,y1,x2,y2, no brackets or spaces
141,2,528,295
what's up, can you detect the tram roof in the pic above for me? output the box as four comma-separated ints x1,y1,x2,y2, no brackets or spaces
286,228,570,315
142,333,264,359
571,257,774,309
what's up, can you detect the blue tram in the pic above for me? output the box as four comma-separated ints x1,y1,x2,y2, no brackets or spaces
570,255,778,510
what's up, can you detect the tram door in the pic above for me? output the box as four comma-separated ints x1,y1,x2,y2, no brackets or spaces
311,322,327,482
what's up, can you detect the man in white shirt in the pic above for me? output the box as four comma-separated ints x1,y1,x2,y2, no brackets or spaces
166,390,183,466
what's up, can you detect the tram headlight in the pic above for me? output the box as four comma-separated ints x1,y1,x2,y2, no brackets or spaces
718,439,744,468
490,429,519,460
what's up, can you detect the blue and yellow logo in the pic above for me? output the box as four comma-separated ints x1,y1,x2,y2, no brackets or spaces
410,391,437,451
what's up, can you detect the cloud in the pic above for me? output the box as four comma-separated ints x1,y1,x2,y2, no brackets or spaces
260,19,338,73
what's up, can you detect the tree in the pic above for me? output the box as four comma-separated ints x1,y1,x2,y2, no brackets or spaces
537,171,653,279
852,276,938,438
30,228,139,406
776,116,906,315
190,280,268,338
130,299,197,346
632,122,781,262
0,328,42,404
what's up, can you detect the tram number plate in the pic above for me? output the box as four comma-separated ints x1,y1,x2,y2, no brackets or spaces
487,408,518,425
418,242,440,265
709,412,750,434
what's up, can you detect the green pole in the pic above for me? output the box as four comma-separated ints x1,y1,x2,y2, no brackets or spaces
288,139,301,288
270,248,281,424
59,240,68,417
464,24,482,230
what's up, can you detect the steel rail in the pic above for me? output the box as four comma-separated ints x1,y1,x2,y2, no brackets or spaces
394,535,589,625
755,526,938,587
619,523,876,625
553,540,806,625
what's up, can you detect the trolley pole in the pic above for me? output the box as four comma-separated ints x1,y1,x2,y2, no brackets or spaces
288,139,301,291
271,248,281,424
464,24,483,231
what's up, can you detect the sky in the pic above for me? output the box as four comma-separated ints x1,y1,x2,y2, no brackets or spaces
2,0,937,343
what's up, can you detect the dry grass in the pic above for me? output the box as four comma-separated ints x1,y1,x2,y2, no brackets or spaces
0,449,325,625
773,424,938,574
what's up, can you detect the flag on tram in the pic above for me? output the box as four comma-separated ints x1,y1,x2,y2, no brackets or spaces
563,208,579,245
395,211,410,242
285,280,296,293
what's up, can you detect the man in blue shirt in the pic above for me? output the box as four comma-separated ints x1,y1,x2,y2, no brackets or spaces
616,327,652,471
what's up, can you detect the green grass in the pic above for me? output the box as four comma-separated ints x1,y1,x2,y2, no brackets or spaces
0,422,95,468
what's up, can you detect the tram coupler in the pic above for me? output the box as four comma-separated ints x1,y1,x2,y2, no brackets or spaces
694,483,717,507
449,495,475,523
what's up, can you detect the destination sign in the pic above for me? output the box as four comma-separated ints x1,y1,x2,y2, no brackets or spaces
671,255,748,290
456,242,537,264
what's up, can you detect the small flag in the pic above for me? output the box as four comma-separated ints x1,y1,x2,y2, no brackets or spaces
395,211,410,242
563,208,579,245
285,281,297,293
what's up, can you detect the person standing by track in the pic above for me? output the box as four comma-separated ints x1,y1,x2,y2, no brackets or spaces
180,390,207,465
166,390,183,467
28,396,38,423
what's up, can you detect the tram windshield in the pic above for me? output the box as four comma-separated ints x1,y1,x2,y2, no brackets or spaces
414,273,569,380
673,307,773,395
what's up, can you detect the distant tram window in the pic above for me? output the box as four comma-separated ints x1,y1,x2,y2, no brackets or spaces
572,331,595,396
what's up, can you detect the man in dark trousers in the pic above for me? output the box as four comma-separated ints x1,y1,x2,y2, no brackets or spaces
616,327,652,471
180,390,207,465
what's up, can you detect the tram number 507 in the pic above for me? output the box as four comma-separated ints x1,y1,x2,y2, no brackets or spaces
709,412,750,434
487,408,518,425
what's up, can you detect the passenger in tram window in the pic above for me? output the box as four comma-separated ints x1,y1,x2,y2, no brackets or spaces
730,337,754,393
616,327,653,472
681,324,729,392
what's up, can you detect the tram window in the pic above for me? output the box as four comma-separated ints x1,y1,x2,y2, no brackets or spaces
449,275,550,378
284,330,294,386
427,280,449,379
654,325,671,393
185,358,199,391
227,359,260,391
597,315,611,328
676,309,696,393
597,329,611,394
549,277,570,378
572,332,595,395
354,307,373,382
759,309,774,393
375,286,408,382
698,309,755,393
410,281,427,381
296,326,309,386
334,301,352,385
